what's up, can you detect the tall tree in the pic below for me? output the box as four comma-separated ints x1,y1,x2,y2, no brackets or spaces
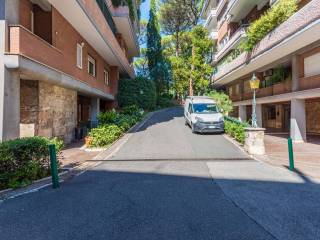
159,0,191,56
146,0,169,95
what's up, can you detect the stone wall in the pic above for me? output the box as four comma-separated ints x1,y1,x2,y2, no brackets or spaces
20,80,77,143
20,80,38,137
38,82,77,143
306,99,320,134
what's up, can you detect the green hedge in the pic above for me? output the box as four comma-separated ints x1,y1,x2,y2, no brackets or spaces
117,77,157,110
88,124,123,147
224,116,249,144
0,137,64,190
89,105,144,147
242,0,297,51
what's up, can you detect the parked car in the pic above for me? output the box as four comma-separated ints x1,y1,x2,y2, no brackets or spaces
184,96,224,133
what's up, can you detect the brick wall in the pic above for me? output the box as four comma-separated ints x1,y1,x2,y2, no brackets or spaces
15,0,118,97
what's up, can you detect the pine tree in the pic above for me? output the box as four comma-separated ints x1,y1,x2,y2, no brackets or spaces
146,0,169,95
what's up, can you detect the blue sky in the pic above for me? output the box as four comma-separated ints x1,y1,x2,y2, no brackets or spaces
140,0,150,21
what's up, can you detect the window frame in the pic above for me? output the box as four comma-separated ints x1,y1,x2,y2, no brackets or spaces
76,43,83,69
87,55,96,77
104,68,109,86
30,11,34,33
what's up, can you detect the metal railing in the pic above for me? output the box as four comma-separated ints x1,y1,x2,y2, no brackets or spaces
96,0,117,36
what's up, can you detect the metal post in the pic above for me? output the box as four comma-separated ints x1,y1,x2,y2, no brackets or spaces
288,138,295,171
252,89,257,128
48,144,60,188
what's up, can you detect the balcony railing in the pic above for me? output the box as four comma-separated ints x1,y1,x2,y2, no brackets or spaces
216,26,247,60
96,0,117,36
230,81,292,102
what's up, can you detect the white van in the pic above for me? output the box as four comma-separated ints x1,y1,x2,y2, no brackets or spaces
184,96,224,133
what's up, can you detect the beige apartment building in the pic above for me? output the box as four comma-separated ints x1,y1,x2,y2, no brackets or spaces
201,0,320,142
0,0,140,143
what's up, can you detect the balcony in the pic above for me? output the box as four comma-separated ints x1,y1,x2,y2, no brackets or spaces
109,1,140,58
209,30,218,40
7,25,115,100
216,26,247,61
212,0,320,86
216,0,228,17
231,81,292,103
8,25,63,71
47,0,134,77
204,9,217,29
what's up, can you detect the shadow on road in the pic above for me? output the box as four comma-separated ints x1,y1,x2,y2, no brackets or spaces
1,164,319,240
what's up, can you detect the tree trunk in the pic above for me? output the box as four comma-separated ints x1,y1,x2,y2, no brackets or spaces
175,33,179,57
189,44,195,96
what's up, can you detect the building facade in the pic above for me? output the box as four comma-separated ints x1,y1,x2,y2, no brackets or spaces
201,0,320,142
0,0,140,143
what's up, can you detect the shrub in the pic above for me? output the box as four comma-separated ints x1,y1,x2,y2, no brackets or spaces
0,137,64,190
242,0,298,52
120,105,140,116
117,77,157,110
157,96,176,108
224,117,249,144
88,124,123,147
206,90,233,115
97,109,118,125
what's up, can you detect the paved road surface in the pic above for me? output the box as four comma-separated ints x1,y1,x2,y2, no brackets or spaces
109,107,248,160
0,107,297,240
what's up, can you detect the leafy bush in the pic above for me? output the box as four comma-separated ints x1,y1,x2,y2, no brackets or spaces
120,105,140,115
97,109,118,125
224,117,249,144
88,125,123,147
242,0,297,51
117,77,157,110
0,137,64,190
206,90,233,115
157,96,176,108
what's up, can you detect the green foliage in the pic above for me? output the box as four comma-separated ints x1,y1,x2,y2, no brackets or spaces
167,26,213,96
88,105,144,147
189,26,213,94
242,0,298,51
117,77,157,110
0,137,64,190
206,90,233,115
88,125,123,147
157,96,176,108
97,109,118,124
224,117,249,144
120,105,140,115
146,0,170,95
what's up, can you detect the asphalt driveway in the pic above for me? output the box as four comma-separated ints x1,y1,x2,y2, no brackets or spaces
4,107,318,240
109,107,249,160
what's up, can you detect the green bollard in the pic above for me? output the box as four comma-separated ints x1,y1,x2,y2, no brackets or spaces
288,138,295,171
48,144,60,188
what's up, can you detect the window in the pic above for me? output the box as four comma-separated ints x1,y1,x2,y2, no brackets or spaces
76,44,83,69
88,55,96,77
30,11,34,33
104,69,109,85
